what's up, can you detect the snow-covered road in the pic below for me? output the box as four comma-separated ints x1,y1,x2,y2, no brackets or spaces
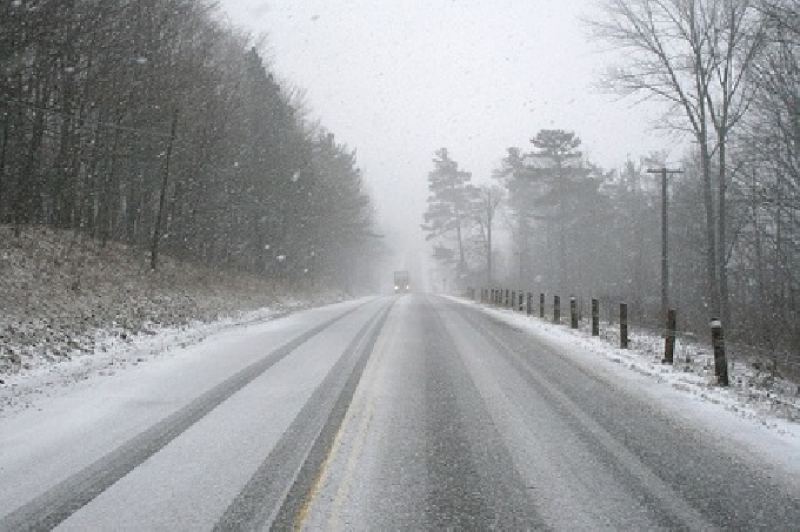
1,295,798,530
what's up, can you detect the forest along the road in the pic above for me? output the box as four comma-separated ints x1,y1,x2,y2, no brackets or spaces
1,295,799,531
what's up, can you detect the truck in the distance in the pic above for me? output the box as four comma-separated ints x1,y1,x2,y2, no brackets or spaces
393,270,410,293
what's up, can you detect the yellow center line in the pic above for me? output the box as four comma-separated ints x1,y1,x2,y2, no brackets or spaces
294,306,398,531
293,409,351,530
327,396,376,531
327,314,397,530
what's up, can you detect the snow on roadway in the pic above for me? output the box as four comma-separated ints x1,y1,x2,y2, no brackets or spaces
450,296,800,493
0,297,381,525
3,292,798,499
0,295,348,419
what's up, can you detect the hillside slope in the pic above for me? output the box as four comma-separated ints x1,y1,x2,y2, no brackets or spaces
0,225,343,377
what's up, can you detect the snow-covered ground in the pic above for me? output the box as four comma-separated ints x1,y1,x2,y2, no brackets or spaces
0,294,352,419
0,225,352,415
3,281,798,492
0,226,345,371
0,298,378,526
452,296,800,488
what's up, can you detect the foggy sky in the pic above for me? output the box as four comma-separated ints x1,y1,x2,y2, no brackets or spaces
216,0,678,257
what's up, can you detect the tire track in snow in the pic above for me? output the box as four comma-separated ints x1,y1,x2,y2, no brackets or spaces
452,301,721,530
214,298,394,531
0,301,370,532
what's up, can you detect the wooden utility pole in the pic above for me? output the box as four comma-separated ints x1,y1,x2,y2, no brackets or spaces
646,167,682,323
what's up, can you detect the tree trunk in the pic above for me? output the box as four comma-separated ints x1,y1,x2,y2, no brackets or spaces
16,103,47,230
487,203,493,285
100,122,122,246
701,144,720,319
0,114,9,222
753,179,768,347
151,108,179,270
718,131,730,329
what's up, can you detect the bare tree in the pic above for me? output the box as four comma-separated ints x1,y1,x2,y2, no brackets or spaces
589,0,766,333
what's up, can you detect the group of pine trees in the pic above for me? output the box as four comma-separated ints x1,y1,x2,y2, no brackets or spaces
0,0,381,290
423,0,798,358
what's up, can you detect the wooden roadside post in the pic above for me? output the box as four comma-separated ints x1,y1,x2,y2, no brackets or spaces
591,298,599,336
664,309,676,364
518,291,524,312
711,319,729,386
570,296,578,329
554,295,560,324
620,302,628,349
526,292,533,315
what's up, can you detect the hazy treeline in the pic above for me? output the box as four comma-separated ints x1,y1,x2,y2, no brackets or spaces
424,0,798,356
0,0,381,289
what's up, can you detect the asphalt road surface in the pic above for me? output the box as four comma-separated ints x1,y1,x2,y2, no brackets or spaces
1,295,798,530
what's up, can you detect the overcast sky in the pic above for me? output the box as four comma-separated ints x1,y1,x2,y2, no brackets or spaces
216,0,679,260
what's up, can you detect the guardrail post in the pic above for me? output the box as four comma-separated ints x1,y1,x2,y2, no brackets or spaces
526,292,532,315
570,296,578,329
554,295,560,324
504,289,509,307
663,309,676,364
540,293,545,318
518,291,524,312
591,298,599,336
620,302,628,349
511,290,516,309
711,319,729,386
